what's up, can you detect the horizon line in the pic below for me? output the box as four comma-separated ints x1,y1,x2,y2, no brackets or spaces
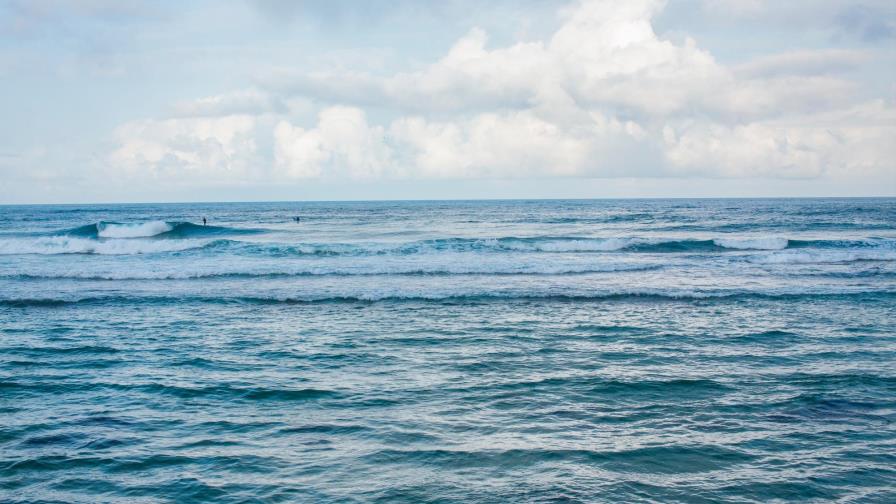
2,195,895,207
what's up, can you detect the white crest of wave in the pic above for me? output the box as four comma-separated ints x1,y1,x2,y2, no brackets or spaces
97,221,173,238
0,236,207,255
9,258,661,280
753,249,896,264
500,238,639,252
713,237,788,250
535,238,637,252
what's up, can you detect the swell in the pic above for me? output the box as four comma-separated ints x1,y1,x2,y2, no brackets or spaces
3,290,894,307
751,248,896,264
3,265,662,281
447,376,731,398
0,380,338,402
362,444,754,472
0,220,263,255
2,232,893,257
230,236,896,257
0,236,221,255
61,221,262,239
250,237,780,256
655,222,896,232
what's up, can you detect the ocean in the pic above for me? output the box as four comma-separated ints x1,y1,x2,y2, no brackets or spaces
1,198,895,503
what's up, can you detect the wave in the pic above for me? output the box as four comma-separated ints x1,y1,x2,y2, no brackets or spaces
0,236,215,255
4,290,893,307
97,221,173,238
3,262,662,280
0,220,264,255
361,443,752,472
751,249,896,264
238,236,891,257
540,213,655,224
468,236,793,253
3,226,893,257
712,237,788,250
233,237,713,257
61,221,261,239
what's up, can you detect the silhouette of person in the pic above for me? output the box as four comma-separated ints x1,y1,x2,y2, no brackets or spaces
202,217,207,226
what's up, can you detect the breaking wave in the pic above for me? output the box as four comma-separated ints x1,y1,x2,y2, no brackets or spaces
0,236,215,255
1,222,893,259
712,237,788,250
97,221,173,238
0,221,265,255
233,236,892,257
3,262,662,280
751,249,896,264
62,221,261,239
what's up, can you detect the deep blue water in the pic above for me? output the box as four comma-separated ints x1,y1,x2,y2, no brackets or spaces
1,198,895,503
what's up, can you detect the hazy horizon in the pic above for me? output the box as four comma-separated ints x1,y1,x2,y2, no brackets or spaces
3,194,896,207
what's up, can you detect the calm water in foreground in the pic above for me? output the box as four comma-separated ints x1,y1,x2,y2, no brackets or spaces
1,198,895,503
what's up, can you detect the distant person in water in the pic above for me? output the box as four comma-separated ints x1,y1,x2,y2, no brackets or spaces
202,217,207,226
294,216,301,223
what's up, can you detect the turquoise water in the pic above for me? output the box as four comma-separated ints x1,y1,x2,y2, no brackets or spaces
1,199,895,502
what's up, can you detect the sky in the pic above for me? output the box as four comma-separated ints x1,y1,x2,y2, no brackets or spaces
0,0,894,203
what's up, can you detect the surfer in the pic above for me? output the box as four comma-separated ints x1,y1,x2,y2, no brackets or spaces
293,216,301,223
202,217,207,226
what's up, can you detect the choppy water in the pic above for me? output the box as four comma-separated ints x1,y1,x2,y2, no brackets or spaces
1,198,895,503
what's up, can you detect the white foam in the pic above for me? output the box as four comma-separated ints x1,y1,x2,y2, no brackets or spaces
497,238,640,252
0,236,209,255
532,238,637,252
753,249,896,264
4,254,661,278
97,221,173,238
713,237,789,250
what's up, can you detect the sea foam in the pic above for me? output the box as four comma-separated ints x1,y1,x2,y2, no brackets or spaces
0,236,210,255
713,237,789,250
97,221,173,238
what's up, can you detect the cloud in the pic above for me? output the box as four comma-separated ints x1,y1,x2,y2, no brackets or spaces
273,106,391,179
663,100,896,178
663,122,830,178
274,0,859,122
108,115,261,182
266,106,657,180
732,49,870,78
105,0,895,186
388,110,655,178
169,89,285,118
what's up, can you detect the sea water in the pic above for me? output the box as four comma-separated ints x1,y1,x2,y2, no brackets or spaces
1,198,895,502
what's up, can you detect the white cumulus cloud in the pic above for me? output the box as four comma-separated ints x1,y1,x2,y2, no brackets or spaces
105,0,895,186
273,106,391,180
108,115,260,182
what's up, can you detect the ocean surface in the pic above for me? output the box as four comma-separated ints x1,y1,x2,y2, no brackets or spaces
1,198,895,503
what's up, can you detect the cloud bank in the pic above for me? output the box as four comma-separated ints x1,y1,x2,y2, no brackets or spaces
31,0,896,197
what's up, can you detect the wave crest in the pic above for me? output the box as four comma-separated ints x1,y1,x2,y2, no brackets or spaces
712,237,789,250
4,262,662,280
234,236,816,256
752,249,896,264
3,290,893,307
97,221,173,238
59,221,261,240
0,236,213,255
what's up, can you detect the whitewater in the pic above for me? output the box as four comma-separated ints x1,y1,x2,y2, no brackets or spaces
1,198,895,503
